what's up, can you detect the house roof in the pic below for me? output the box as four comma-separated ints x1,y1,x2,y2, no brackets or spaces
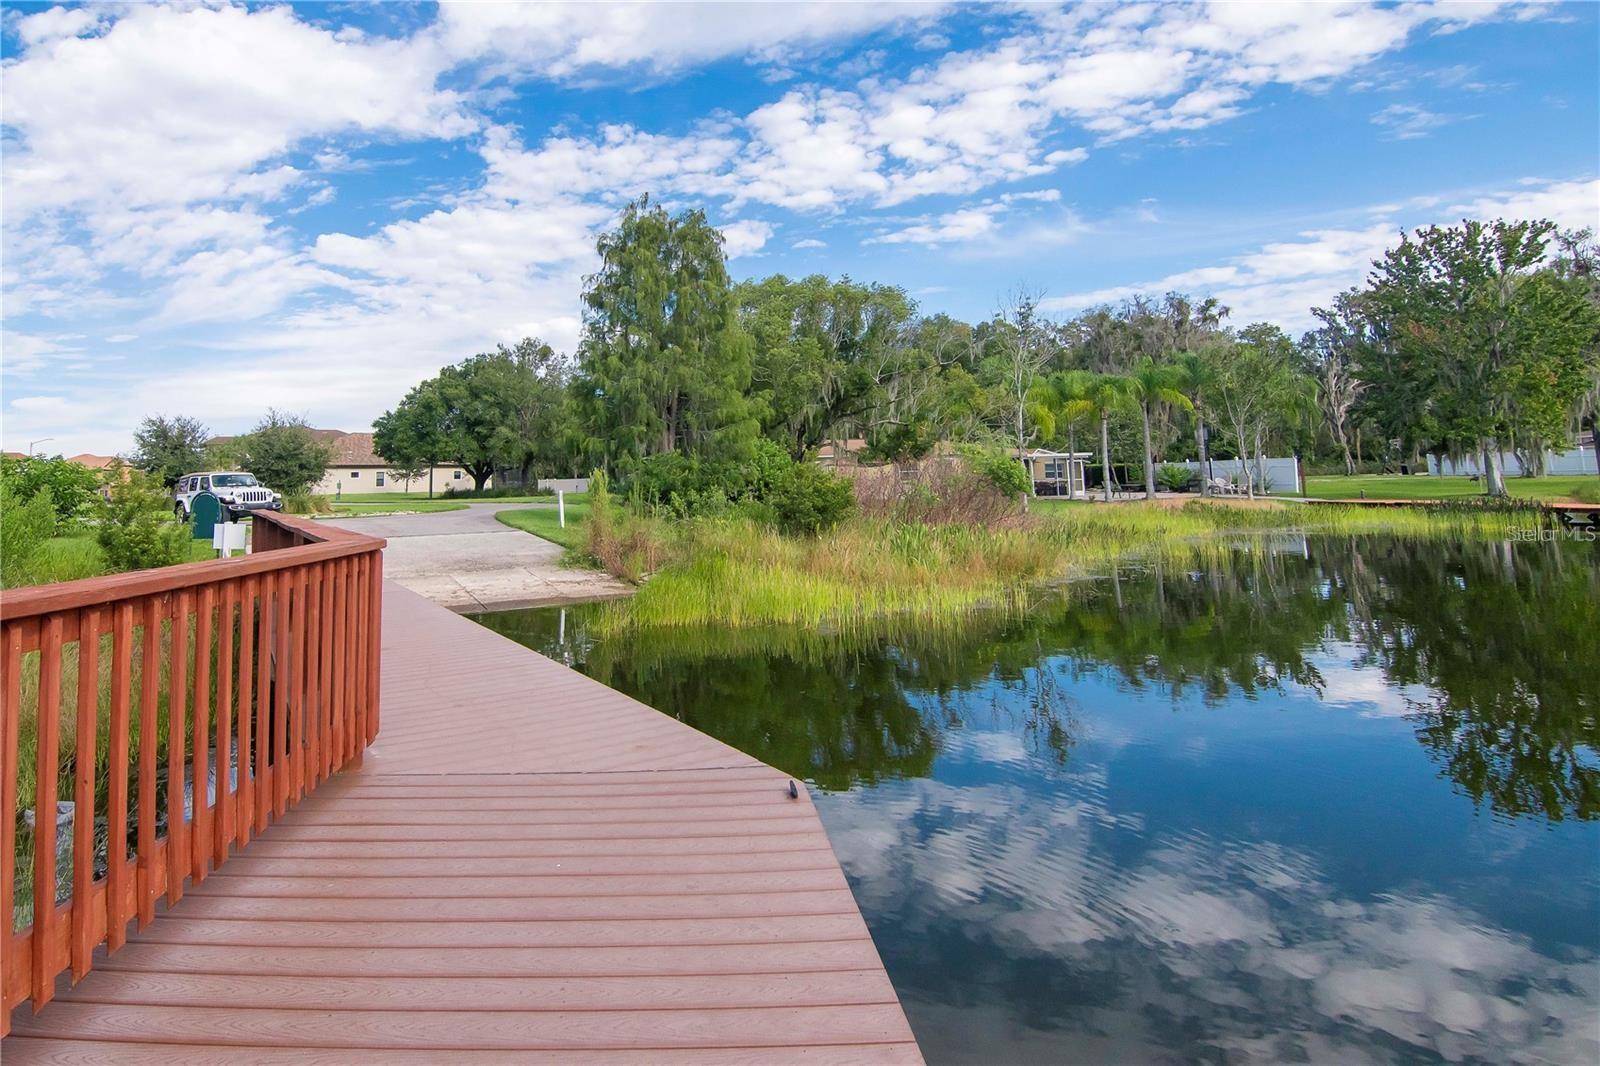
68,453,119,469
326,432,382,466
210,428,385,467
815,439,868,460
1013,448,1093,459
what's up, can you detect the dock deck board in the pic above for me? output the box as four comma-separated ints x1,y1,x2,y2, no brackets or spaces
5,584,919,1063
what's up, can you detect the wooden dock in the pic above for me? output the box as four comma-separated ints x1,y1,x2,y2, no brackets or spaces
5,583,919,1062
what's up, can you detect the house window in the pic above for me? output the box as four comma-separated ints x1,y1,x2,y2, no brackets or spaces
453,470,463,480
376,471,386,487
1044,459,1065,480
349,471,359,479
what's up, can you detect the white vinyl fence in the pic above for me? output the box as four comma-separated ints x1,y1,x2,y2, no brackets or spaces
537,477,590,493
1170,457,1303,495
1429,443,1597,478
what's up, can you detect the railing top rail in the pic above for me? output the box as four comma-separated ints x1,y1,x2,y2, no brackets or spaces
0,512,385,622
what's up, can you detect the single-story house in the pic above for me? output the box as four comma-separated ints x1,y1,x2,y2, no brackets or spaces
67,453,120,473
309,431,487,496
1014,448,1091,496
815,438,869,466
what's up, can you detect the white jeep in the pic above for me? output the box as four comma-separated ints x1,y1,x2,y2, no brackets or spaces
173,471,283,523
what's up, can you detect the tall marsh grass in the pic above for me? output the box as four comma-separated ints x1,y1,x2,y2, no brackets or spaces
592,499,1545,633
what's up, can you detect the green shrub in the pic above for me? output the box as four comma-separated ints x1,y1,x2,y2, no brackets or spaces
441,484,554,499
0,483,58,587
958,445,1031,498
96,467,189,574
620,453,744,518
284,492,333,515
1157,464,1196,492
748,438,795,499
769,463,855,536
0,454,101,523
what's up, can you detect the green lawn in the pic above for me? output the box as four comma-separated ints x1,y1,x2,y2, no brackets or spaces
1304,473,1600,502
496,501,591,550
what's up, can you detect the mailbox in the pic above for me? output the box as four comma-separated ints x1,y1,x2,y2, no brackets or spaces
189,491,221,540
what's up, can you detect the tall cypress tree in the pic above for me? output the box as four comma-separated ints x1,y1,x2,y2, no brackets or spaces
578,196,756,466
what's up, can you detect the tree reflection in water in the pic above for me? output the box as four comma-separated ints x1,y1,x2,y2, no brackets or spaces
475,533,1598,820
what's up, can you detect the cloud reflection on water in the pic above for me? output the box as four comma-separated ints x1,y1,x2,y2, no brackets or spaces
821,773,1599,1063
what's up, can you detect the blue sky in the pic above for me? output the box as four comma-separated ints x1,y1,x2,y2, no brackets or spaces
2,1,1597,455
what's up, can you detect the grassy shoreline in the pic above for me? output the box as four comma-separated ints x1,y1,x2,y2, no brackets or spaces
535,497,1549,634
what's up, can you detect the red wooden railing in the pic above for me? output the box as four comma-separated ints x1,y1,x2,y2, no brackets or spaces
0,512,384,1030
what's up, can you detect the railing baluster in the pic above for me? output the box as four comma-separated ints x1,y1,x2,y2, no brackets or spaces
137,597,161,927
319,561,335,781
255,571,274,835
0,513,383,1020
32,613,63,1010
236,576,255,850
1,620,29,1036
297,566,309,801
331,558,347,769
329,557,345,765
70,606,102,982
166,591,189,906
273,570,290,819
214,581,235,868
107,603,134,952
303,565,320,791
298,565,312,798
355,555,369,752
190,585,212,884
321,562,334,781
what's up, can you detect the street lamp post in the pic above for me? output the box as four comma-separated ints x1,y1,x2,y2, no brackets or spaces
27,437,54,456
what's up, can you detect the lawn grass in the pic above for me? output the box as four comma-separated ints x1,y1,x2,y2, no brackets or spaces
1304,473,1600,502
496,501,591,551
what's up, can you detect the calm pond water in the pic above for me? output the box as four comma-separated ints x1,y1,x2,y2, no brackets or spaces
473,534,1600,1065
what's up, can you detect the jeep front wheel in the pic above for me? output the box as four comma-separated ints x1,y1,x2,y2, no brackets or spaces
174,503,187,522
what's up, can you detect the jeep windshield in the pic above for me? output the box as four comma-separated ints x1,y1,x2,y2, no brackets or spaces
211,474,260,487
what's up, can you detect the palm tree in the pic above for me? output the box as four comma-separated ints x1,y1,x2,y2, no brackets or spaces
1172,350,1217,496
1063,372,1132,503
1126,357,1194,500
1027,371,1096,499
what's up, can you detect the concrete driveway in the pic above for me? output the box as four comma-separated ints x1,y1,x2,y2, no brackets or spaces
321,503,630,613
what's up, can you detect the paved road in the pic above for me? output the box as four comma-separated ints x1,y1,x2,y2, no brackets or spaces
321,503,630,613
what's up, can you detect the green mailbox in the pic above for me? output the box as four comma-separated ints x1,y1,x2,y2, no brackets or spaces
189,491,221,540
